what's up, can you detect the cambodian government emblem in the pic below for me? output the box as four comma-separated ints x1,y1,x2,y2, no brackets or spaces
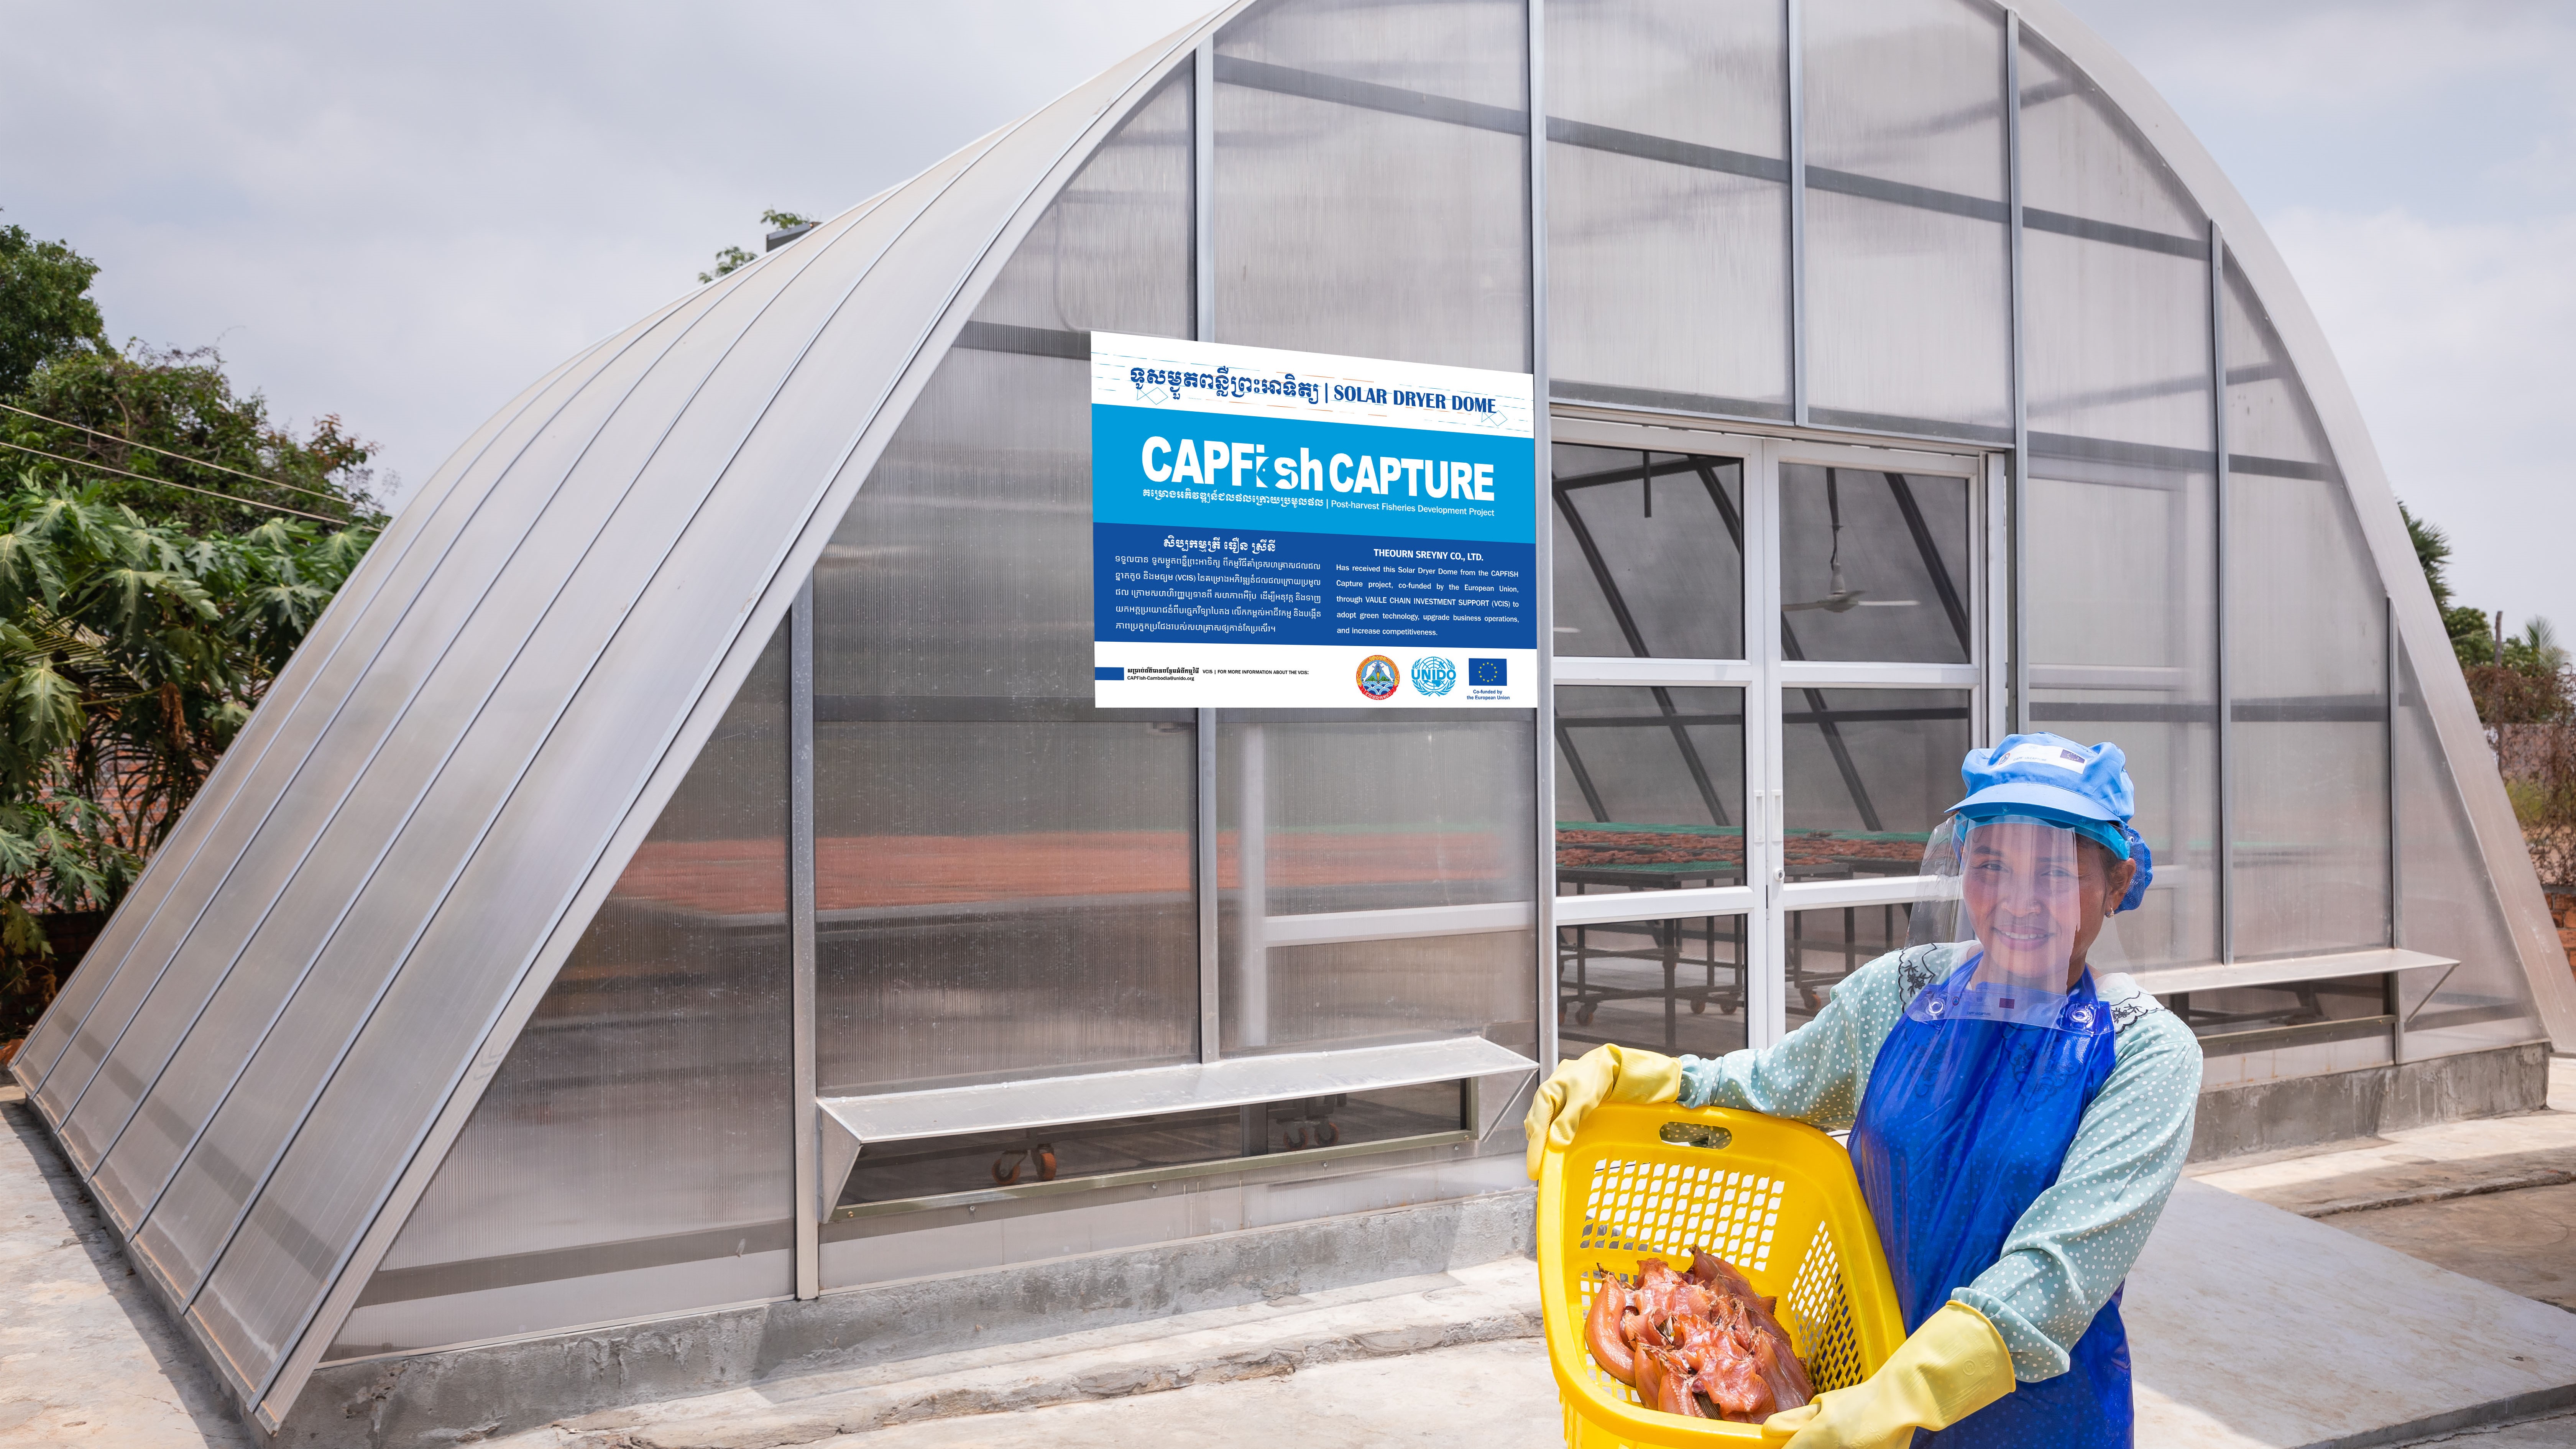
1355,654,1401,700
1412,656,1457,696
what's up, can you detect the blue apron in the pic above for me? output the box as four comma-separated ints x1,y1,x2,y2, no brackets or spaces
1847,956,2128,1448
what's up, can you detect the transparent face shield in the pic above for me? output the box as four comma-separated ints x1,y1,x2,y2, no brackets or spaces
1906,815,2111,1030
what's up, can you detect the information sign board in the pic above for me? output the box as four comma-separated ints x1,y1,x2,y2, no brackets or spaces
1090,333,1537,708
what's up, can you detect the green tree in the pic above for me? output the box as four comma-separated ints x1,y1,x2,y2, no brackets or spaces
2402,502,2452,608
2,344,383,534
0,215,109,399
0,475,374,1037
2404,500,2511,669
700,208,820,283
0,217,383,1043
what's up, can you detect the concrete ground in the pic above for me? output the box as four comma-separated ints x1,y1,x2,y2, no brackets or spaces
2192,1055,2576,1316
17,1063,2576,1449
0,1084,254,1449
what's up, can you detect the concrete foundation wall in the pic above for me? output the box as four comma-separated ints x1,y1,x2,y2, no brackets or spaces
280,1187,1537,1449
2188,1041,2550,1162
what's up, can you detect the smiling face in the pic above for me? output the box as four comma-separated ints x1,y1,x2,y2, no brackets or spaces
1959,819,2135,990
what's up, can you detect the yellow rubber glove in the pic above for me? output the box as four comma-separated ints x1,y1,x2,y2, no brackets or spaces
1522,1043,1682,1179
1766,1301,2015,1448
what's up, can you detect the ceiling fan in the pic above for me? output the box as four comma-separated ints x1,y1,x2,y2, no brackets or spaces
1784,471,1920,613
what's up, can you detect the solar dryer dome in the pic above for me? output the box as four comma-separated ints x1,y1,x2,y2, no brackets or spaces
13,0,2569,1438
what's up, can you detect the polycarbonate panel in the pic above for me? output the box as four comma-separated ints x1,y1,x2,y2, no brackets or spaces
813,79,1198,1100
2017,33,2210,453
2026,469,2218,974
1781,688,1970,839
1214,0,1529,371
1544,0,1788,416
968,68,1191,340
2017,28,2217,972
26,307,690,1132
1552,444,1746,659
2393,642,2545,1059
68,292,769,1196
95,207,856,1248
328,624,790,1360
1801,0,2010,438
1223,716,1534,919
2223,267,2386,963
815,715,1194,1097
187,62,1161,1391
2223,258,2334,478
1219,715,1537,1053
1231,932,1539,1056
10,336,611,1099
125,255,831,1287
1776,464,1970,664
81,268,796,1222
2014,31,2201,239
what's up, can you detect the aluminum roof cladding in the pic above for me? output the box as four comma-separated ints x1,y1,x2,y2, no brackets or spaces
12,0,2565,1434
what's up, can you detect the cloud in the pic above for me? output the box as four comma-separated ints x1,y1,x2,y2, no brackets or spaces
2273,205,2576,633
3,1,1213,503
2061,0,2576,632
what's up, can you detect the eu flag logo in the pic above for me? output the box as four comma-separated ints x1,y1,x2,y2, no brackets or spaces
1469,657,1507,687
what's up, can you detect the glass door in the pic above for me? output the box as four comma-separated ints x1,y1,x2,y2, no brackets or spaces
1759,439,1992,1046
1551,421,1993,1059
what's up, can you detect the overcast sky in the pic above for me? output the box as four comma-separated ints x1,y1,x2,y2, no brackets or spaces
5,1,2566,635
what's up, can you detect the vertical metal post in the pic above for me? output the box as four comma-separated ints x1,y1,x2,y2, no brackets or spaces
1983,452,2011,747
2386,594,2399,948
2380,593,2401,1057
1785,0,1808,429
2211,223,2234,965
1746,441,1784,1049
1237,724,1268,1051
1194,39,1216,344
789,579,818,1299
2004,12,2028,737
1198,719,1220,1063
1530,0,1558,1071
1194,37,1223,1066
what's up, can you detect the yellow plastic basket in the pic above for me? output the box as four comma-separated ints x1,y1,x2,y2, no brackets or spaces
1538,1101,1907,1446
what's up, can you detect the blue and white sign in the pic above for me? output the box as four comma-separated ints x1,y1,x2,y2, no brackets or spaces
1091,333,1537,708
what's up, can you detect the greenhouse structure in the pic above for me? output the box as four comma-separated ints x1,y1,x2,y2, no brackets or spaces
13,0,2572,1439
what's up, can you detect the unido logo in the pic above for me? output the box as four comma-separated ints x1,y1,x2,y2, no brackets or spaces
1355,654,1401,700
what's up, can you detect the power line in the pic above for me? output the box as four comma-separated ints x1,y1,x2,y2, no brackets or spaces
0,400,357,509
0,439,348,526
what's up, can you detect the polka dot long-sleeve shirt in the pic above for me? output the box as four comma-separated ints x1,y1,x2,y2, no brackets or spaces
1674,943,2202,1382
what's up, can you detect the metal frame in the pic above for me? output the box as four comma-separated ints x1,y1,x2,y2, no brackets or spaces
1541,415,1988,1046
1531,0,1558,1074
2210,220,2235,966
1784,0,1807,430
790,580,818,1296
2005,10,2029,734
1193,37,1223,1068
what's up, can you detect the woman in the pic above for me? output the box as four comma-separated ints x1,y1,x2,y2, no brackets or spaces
1527,734,2202,1449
